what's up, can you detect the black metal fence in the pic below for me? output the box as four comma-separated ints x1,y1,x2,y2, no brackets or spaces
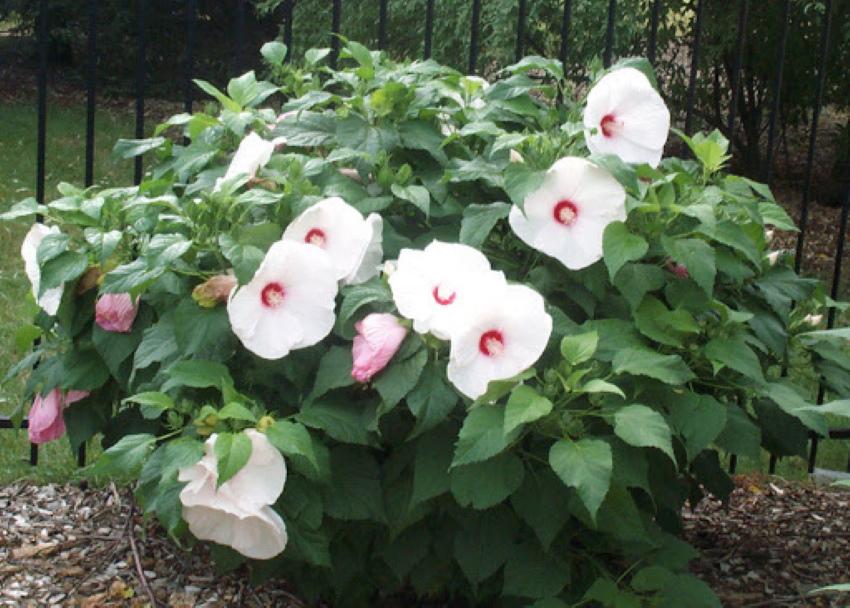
3,0,849,475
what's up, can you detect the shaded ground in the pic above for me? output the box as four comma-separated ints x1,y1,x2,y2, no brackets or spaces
683,475,850,608
2,478,850,607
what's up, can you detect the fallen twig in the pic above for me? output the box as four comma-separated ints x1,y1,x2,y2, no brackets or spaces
127,497,160,608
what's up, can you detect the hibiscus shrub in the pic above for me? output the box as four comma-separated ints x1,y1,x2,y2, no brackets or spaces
4,41,850,606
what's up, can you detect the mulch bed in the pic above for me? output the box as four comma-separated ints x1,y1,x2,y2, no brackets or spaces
2,477,849,607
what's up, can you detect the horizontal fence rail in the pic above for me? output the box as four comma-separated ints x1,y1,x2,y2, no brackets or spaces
6,0,849,476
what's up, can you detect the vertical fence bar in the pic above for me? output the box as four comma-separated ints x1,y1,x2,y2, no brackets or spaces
559,0,572,70
134,0,146,185
78,444,86,467
763,0,792,185
84,0,97,187
184,0,197,115
330,0,342,69
36,0,48,205
468,0,482,74
684,0,704,135
30,441,39,466
378,0,388,50
515,0,527,62
795,0,833,271
603,0,616,68
647,0,661,66
424,0,435,59
726,0,749,136
283,0,294,62
235,0,246,73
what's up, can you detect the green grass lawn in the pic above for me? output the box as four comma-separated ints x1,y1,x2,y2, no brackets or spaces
0,99,848,485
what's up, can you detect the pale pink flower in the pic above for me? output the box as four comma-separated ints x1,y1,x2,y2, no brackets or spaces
192,273,237,308
583,67,670,167
95,293,139,333
178,429,287,560
351,313,408,383
27,389,89,444
508,156,626,270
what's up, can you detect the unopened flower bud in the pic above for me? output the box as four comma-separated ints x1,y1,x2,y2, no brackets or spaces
666,259,689,279
765,228,775,243
509,149,524,163
382,260,397,277
193,273,237,308
76,266,102,294
338,167,363,182
804,314,823,327
257,415,275,432
767,251,781,266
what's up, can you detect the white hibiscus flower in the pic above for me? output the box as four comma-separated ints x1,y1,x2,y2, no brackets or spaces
21,223,64,316
214,132,275,192
583,67,670,168
447,283,552,400
227,240,338,359
508,156,626,270
282,196,383,285
178,429,287,560
388,241,505,340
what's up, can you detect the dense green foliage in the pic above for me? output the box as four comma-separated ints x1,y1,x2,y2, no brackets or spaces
4,40,850,606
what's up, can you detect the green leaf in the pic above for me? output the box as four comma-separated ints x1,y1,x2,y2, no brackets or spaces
603,222,648,280
260,41,288,66
634,296,699,347
194,79,241,112
450,452,525,510
374,343,428,409
657,574,722,608
218,402,257,422
453,507,517,587
504,385,553,435
398,120,448,163
810,584,850,595
406,361,458,438
164,359,234,392
460,202,510,248
662,236,716,295
503,163,545,210
452,405,520,467
214,432,253,487
0,197,40,220
579,379,625,399
266,420,325,480
705,336,765,383
667,393,727,462
612,348,695,385
613,263,666,310
761,382,828,436
583,578,641,608
613,404,675,462
134,313,179,370
112,137,166,159
559,331,598,366
323,446,385,522
549,438,612,521
123,392,175,420
411,426,453,507
511,470,571,550
39,251,88,295
715,404,762,459
297,398,374,446
338,280,392,328
91,433,156,477
390,183,430,216
310,346,355,400
502,541,570,599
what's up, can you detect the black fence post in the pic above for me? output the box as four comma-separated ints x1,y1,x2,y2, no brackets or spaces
424,0,435,59
330,0,342,69
603,0,616,68
36,0,48,205
468,0,482,74
515,0,527,62
184,0,197,116
283,0,294,62
647,0,661,65
763,0,792,185
85,0,97,188
235,0,246,74
559,0,572,72
726,0,748,137
684,0,704,135
134,0,147,186
378,0,389,50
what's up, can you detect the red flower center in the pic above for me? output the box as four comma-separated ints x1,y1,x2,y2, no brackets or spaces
261,282,286,308
432,284,457,306
553,200,579,226
304,228,326,247
478,330,505,357
600,113,621,138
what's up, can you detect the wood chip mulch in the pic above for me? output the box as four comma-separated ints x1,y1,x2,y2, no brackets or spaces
0,482,303,607
683,475,850,608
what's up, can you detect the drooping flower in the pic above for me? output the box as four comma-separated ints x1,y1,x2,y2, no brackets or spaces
21,223,64,315
351,313,408,383
389,241,505,339
282,197,383,285
227,240,338,359
583,67,670,168
447,283,552,400
192,272,237,308
27,389,89,444
508,156,626,270
178,429,288,560
95,293,139,333
214,132,275,191
666,260,690,279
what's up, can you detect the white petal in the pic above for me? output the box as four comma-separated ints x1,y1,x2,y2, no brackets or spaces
182,504,288,560
223,132,275,182
282,197,374,281
21,224,65,316
218,429,287,510
447,284,552,400
343,213,384,285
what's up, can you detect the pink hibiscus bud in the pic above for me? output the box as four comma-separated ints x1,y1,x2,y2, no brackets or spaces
28,389,89,444
95,293,139,333
192,273,237,308
666,259,689,279
351,313,408,383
